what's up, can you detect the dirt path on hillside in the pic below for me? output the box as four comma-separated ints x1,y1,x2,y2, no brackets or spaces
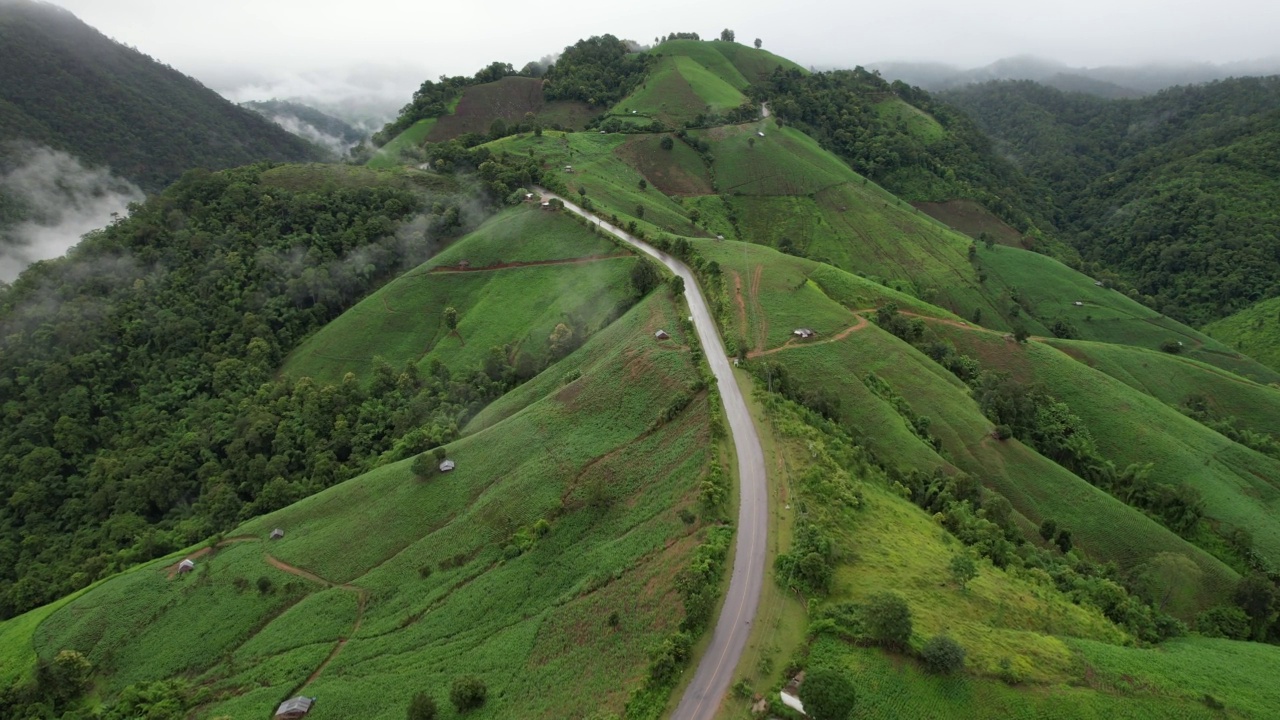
164,536,258,579
733,272,748,337
749,265,766,351
427,253,629,273
748,314,870,358
266,554,369,693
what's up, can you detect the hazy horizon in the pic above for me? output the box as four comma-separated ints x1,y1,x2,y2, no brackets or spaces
45,0,1280,109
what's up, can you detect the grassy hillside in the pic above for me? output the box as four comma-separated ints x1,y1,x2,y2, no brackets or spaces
610,55,746,126
944,77,1280,326
725,384,1277,719
698,240,1238,615
11,288,717,718
1205,296,1280,375
283,205,637,383
934,324,1280,571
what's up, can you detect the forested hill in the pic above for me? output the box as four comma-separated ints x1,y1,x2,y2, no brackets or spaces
0,0,321,191
943,77,1280,326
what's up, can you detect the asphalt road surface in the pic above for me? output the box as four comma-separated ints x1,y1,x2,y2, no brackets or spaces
538,190,768,720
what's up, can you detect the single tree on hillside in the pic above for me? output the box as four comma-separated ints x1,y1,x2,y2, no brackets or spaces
670,276,685,297
443,306,458,331
407,692,438,720
1234,574,1279,641
630,259,661,297
635,204,645,219
660,136,674,150
921,635,966,674
638,178,647,190
799,666,856,720
950,553,977,590
450,676,487,713
754,38,763,49
720,28,736,42
865,592,912,648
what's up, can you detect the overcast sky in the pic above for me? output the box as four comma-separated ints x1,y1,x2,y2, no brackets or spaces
50,0,1280,107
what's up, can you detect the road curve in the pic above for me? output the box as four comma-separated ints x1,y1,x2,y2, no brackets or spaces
537,189,768,720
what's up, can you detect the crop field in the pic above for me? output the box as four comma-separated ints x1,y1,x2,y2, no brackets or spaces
650,40,751,90
697,40,806,81
708,247,1236,612
1045,338,1280,436
427,76,593,141
914,198,1026,246
937,324,1280,572
283,206,638,382
611,56,729,126
976,244,1280,384
1205,295,1280,375
368,118,436,169
613,133,715,195
17,291,716,719
696,121,852,196
874,98,946,143
491,131,706,236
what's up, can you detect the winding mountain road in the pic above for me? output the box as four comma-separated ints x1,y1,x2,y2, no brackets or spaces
537,190,767,720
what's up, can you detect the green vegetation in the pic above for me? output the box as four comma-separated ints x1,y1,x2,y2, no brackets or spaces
1205,295,1280,374
369,118,437,168
945,77,1280,325
0,1,317,193
0,163,484,617
283,206,638,382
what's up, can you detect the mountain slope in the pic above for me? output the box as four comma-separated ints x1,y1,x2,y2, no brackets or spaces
0,0,320,191
1204,296,1280,374
944,77,1280,325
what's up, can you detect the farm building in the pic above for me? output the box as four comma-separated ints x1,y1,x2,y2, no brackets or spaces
274,696,315,719
793,328,816,339
1094,280,1104,287
270,528,284,540
780,671,805,714
1073,301,1084,307
655,329,670,340
540,201,551,210
439,459,456,473
757,131,765,137
177,559,195,574
563,165,573,172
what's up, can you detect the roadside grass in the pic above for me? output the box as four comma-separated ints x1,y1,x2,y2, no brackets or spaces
368,118,436,169
282,206,637,382
1204,295,1280,375
807,636,1229,719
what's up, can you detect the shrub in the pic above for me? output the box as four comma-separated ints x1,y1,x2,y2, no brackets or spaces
864,592,912,648
732,679,752,699
256,576,274,594
1160,339,1184,354
407,692,438,720
450,675,487,713
921,635,966,674
949,553,977,590
799,666,856,720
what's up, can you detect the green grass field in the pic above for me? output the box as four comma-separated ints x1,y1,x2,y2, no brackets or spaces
874,98,946,143
1204,295,1280,375
368,118,436,169
936,325,1280,572
1044,338,1280,437
13,290,716,719
611,54,745,126
282,205,638,382
700,241,1238,615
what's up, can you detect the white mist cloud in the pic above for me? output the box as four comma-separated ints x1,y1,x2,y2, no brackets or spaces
0,145,144,281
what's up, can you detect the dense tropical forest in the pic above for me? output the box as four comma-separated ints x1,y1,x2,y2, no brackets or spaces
0,1,319,192
0,164,497,616
944,76,1280,325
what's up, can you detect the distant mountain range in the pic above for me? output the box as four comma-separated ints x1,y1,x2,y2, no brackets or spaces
242,99,366,156
869,55,1280,97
